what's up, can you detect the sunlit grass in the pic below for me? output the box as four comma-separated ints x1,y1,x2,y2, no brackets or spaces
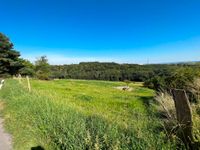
0,79,179,149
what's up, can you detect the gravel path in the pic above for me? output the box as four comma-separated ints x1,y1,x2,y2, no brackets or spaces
0,118,12,150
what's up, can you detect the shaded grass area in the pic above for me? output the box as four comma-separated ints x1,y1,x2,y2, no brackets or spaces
0,79,180,149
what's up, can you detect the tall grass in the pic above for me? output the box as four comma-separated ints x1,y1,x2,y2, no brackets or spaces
155,92,176,120
155,91,200,149
0,79,181,149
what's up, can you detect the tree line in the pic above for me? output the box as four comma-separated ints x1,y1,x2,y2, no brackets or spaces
50,62,185,82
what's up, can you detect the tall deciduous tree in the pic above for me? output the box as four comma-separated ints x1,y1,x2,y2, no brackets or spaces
0,33,22,76
35,56,51,80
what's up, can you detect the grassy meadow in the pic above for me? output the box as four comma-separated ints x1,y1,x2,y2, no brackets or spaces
0,79,183,150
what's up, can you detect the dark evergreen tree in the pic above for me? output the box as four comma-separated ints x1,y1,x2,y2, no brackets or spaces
0,33,22,76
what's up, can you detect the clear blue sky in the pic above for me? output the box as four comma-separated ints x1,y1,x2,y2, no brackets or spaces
1,0,200,64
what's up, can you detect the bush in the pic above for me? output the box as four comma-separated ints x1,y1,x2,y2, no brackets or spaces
144,67,200,102
144,76,166,90
36,71,50,80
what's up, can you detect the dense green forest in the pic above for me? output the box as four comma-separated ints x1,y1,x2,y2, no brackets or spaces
50,62,199,82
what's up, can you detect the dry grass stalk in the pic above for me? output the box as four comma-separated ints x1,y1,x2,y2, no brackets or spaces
155,92,176,120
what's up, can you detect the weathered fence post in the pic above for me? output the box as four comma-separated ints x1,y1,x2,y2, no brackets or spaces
172,89,194,149
0,79,5,90
26,76,31,92
18,74,22,84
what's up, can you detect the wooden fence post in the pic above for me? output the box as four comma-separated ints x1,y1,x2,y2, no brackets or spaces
0,79,5,90
172,89,194,149
26,76,31,92
18,74,22,84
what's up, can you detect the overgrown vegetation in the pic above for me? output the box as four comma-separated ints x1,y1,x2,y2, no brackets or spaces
155,91,200,149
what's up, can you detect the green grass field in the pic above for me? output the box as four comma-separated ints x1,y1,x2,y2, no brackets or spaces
0,79,181,150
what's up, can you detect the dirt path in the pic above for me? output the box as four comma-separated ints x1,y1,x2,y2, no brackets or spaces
0,118,12,150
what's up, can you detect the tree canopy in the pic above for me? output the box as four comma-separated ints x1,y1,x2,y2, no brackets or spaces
0,33,22,76
35,56,51,80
